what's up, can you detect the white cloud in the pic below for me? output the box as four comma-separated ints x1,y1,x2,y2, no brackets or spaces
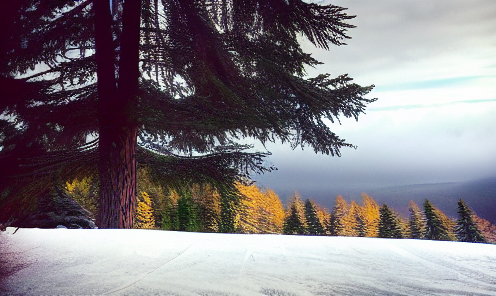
255,0,496,195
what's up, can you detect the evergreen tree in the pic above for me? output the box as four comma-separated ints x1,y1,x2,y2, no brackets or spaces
1,1,375,228
192,184,221,233
329,196,348,236
423,199,456,241
283,203,306,235
134,192,155,229
355,206,367,237
283,194,306,235
304,199,325,235
378,204,403,238
455,199,486,243
176,191,201,232
408,200,425,239
219,191,238,233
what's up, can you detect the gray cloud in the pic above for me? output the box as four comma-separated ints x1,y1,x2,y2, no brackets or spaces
251,0,496,205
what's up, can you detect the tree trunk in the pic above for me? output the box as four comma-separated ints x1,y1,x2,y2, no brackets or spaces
94,0,141,228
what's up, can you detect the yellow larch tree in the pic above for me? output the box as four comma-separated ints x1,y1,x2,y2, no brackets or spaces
134,191,155,229
65,176,98,216
360,193,380,237
343,200,360,236
235,183,285,234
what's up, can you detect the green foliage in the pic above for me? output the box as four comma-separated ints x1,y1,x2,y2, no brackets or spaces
408,200,425,239
455,199,486,243
378,204,403,239
219,190,238,233
304,199,325,235
176,191,201,232
283,194,306,235
192,184,221,233
1,0,374,226
423,199,456,241
283,204,305,235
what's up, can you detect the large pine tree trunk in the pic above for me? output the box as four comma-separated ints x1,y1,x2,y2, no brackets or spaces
98,126,138,228
94,0,141,228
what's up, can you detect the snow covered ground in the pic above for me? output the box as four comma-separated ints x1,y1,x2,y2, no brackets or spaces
1,228,495,296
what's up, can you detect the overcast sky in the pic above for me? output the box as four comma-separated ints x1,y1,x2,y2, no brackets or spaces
252,0,496,202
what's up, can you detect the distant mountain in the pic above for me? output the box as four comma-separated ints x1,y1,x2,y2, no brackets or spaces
262,177,496,224
363,178,496,224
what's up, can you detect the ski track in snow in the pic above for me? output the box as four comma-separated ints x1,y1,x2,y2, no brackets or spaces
1,228,496,296
103,243,194,295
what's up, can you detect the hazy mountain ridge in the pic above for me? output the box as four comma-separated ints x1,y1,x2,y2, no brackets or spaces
355,178,496,224
274,177,496,225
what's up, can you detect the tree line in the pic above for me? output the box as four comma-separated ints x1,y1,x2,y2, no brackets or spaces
66,171,492,244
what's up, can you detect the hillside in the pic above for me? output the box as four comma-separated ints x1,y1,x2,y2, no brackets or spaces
2,228,496,295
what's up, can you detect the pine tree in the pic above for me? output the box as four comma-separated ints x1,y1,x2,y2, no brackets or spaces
455,199,486,243
192,184,221,233
134,192,155,229
176,191,201,232
423,199,456,241
378,204,403,239
408,200,425,239
1,1,375,228
329,196,348,236
283,194,306,235
304,199,325,235
355,206,367,237
283,203,305,235
219,190,238,233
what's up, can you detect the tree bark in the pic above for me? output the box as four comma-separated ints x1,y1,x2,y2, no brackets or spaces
94,0,141,228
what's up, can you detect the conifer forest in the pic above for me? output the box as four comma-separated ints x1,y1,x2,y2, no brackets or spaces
64,171,495,244
1,0,374,229
0,1,494,246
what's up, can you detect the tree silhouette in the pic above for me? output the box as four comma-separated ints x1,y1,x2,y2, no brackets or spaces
455,199,486,243
408,200,425,239
423,199,455,241
283,193,306,235
378,204,403,239
1,0,375,228
304,199,325,235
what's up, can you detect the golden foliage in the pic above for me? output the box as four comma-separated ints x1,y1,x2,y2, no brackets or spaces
65,176,98,216
343,200,359,236
360,193,380,237
191,184,221,232
134,192,156,229
236,183,285,234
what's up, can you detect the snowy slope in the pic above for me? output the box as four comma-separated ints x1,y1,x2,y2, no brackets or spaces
1,228,495,296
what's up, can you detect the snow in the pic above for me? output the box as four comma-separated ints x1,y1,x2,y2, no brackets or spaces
1,228,496,295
